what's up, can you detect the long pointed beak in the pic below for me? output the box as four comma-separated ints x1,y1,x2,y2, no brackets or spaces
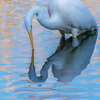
28,28,35,71
28,28,34,50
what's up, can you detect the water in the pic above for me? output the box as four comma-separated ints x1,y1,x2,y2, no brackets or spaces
0,0,100,100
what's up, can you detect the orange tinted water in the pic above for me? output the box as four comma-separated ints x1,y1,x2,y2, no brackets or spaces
0,0,100,99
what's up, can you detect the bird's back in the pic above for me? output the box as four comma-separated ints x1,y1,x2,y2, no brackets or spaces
48,0,97,30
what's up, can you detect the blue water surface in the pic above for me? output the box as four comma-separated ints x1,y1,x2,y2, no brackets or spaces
0,0,100,100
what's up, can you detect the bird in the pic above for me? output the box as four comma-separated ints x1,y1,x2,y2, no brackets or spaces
25,0,97,49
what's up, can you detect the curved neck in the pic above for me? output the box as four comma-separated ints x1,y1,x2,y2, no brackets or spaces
28,49,51,83
37,10,59,30
29,61,51,83
26,6,60,31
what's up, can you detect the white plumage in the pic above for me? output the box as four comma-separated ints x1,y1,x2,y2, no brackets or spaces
48,0,97,31
25,0,97,47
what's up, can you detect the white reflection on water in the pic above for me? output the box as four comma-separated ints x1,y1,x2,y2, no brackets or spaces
0,0,100,100
29,30,97,83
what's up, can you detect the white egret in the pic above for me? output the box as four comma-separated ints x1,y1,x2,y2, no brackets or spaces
25,0,97,49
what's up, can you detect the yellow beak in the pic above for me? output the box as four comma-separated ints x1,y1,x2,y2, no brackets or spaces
28,28,35,71
28,29,34,50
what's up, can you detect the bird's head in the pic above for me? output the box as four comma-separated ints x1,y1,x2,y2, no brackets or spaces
25,6,42,50
25,16,34,50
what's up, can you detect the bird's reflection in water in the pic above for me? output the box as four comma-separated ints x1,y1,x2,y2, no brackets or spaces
28,30,97,83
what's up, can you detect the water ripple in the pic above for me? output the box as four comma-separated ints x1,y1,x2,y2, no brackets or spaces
0,0,100,100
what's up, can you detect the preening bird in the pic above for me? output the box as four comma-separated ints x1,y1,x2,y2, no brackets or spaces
25,0,97,49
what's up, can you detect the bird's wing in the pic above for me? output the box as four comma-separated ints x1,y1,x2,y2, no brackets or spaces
59,0,96,29
48,0,96,29
48,0,57,17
